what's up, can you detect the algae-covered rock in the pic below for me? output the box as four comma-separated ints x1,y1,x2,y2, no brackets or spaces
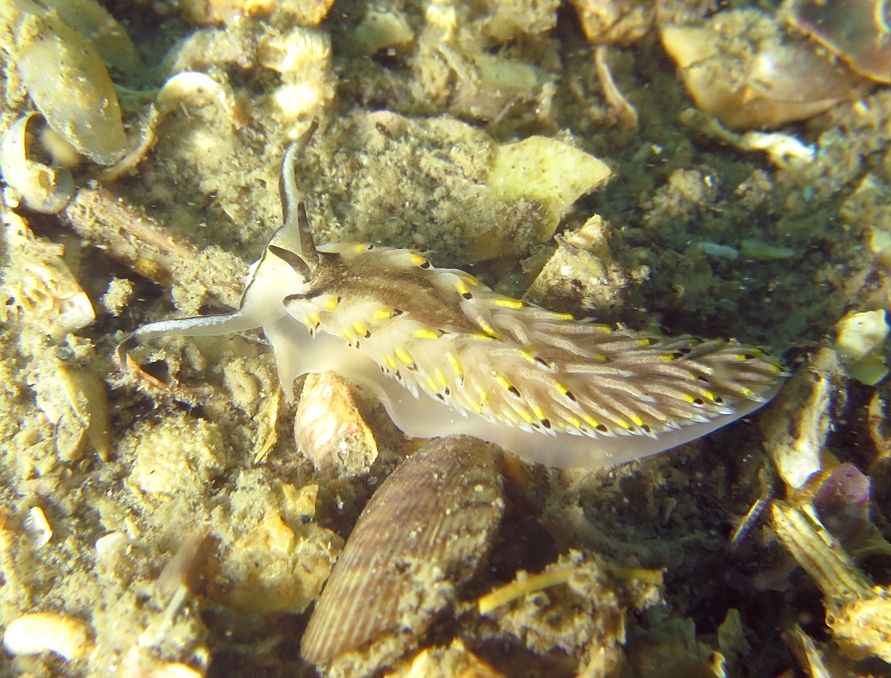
223,484,343,616
126,414,229,497
300,114,611,264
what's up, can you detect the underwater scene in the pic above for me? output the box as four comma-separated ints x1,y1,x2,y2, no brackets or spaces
1,0,890,675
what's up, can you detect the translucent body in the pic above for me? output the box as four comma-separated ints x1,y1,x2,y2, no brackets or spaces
122,142,784,468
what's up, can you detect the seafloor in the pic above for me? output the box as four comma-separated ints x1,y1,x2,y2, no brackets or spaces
1,0,891,676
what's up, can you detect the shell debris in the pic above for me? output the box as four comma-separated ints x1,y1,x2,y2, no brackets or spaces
485,135,612,262
223,483,343,617
524,214,648,321
347,10,415,57
12,4,128,164
0,112,74,214
834,309,889,386
3,611,92,661
295,371,378,476
759,348,844,490
300,435,505,675
568,0,654,45
38,0,142,73
772,500,891,663
29,351,111,461
0,211,95,338
181,0,334,27
785,0,891,83
386,638,506,678
660,9,866,130
23,506,53,549
478,549,662,667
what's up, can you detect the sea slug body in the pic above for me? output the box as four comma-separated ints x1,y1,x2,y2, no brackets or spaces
120,135,784,468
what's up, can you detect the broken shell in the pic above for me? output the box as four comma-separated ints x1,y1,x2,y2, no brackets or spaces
568,0,654,46
38,0,142,73
223,483,342,616
1,113,74,214
295,371,378,476
483,136,611,262
3,612,92,660
478,549,662,663
524,214,644,321
393,639,506,678
782,624,833,678
760,348,844,489
595,46,639,130
28,349,110,461
834,309,889,386
301,435,504,673
158,530,212,599
660,9,866,130
23,506,53,548
58,358,111,461
94,71,240,181
17,9,128,164
1,212,96,337
772,500,891,663
785,0,891,82
448,53,550,124
347,10,414,56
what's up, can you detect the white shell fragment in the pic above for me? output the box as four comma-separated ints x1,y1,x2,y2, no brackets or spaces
0,113,74,214
23,506,52,548
3,612,92,660
834,310,889,385
94,531,131,570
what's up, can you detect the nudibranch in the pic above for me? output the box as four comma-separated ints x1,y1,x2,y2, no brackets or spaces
120,137,785,468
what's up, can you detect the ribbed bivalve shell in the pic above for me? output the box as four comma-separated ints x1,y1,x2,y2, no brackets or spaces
300,435,504,671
